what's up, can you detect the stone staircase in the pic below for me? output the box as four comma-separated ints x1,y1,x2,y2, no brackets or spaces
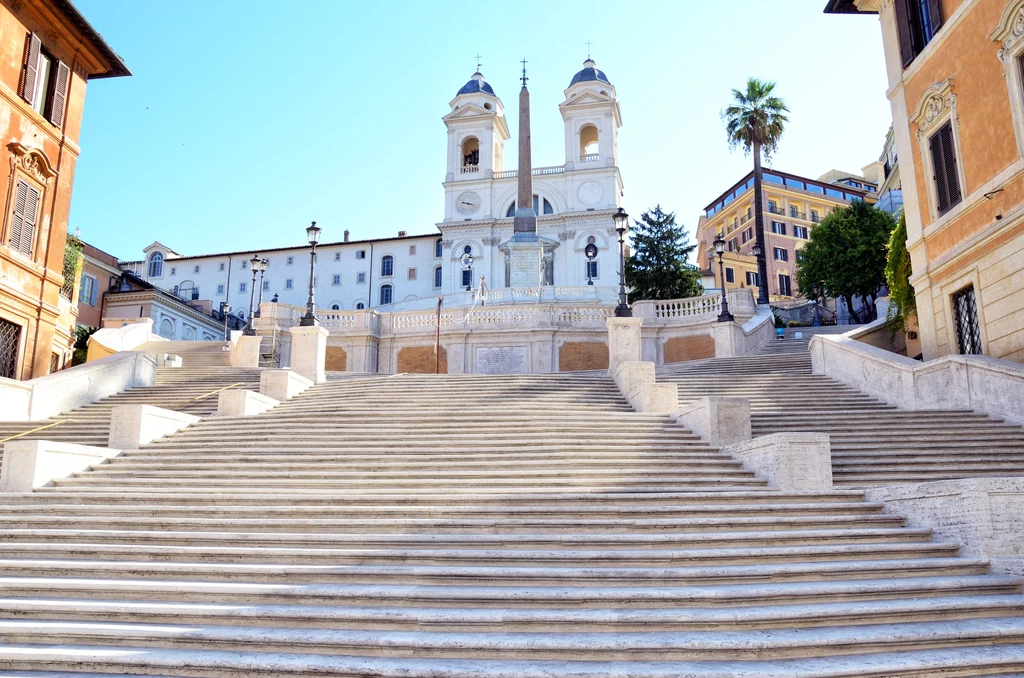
0,342,260,449
659,340,1024,487
0,371,1023,674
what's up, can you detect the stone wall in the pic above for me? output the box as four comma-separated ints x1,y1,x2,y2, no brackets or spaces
558,341,608,372
397,345,447,374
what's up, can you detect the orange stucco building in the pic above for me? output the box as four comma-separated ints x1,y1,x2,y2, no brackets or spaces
827,0,1024,363
0,0,128,379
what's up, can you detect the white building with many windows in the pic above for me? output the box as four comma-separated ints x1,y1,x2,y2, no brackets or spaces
119,59,625,322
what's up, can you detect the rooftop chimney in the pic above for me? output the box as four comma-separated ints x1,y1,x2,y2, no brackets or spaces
398,230,408,237
343,229,350,242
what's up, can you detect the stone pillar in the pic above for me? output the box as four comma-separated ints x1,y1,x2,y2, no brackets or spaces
289,325,329,384
606,316,643,374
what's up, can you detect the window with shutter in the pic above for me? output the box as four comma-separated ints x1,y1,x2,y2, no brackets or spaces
930,121,962,216
894,0,943,68
8,180,40,258
19,33,41,106
47,61,70,127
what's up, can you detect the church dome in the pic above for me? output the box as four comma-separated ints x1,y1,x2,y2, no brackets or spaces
457,71,496,96
569,58,611,87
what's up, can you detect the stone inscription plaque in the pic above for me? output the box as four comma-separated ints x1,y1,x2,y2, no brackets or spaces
475,346,528,375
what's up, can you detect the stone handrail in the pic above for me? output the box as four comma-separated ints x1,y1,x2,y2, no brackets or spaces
633,290,756,322
0,351,157,422
811,333,1024,425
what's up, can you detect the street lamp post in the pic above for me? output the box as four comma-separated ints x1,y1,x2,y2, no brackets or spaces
460,252,474,291
751,242,764,301
220,302,231,340
253,258,268,318
299,221,322,327
585,242,598,286
243,255,261,336
613,207,631,317
713,233,734,323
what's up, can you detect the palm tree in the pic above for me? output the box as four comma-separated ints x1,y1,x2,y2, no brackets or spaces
723,78,789,305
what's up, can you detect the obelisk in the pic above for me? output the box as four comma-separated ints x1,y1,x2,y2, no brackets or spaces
508,58,544,288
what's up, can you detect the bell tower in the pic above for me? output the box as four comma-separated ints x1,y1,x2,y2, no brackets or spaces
443,70,509,181
559,58,621,170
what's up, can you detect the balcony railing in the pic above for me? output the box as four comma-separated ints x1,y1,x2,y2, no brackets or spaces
789,211,807,220
580,153,599,163
461,165,479,174
740,214,751,225
767,205,784,215
493,165,567,180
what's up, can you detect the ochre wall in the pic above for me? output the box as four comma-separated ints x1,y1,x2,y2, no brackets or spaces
558,341,609,372
664,335,716,363
397,345,448,374
325,346,347,372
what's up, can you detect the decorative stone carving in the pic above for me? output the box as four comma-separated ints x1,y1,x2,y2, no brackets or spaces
482,237,501,246
7,143,57,186
578,181,603,206
910,80,957,139
992,1,1024,56
440,240,453,249
557,230,576,241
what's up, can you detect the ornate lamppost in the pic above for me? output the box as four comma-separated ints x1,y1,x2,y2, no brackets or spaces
253,258,268,318
460,252,474,291
751,242,764,299
220,302,231,340
243,255,261,336
585,241,598,286
613,207,632,317
713,233,734,323
299,221,322,327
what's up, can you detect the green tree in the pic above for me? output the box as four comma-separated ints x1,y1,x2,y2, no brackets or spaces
71,325,97,366
723,78,789,305
624,206,703,302
795,200,896,324
884,210,916,332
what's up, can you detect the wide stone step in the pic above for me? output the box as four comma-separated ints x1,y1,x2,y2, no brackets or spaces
0,541,959,566
0,514,905,535
6,643,1024,677
0,556,986,586
4,616,1024,661
0,526,933,550
0,581,1017,622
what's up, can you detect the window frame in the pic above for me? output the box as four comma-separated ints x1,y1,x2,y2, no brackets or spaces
993,4,1024,158
433,266,443,288
911,79,966,222
380,255,394,278
379,284,393,305
773,247,789,262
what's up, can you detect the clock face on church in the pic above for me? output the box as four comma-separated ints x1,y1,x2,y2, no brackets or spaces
456,191,481,216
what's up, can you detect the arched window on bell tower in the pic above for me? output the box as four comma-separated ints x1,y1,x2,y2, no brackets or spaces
580,124,599,163
461,137,480,174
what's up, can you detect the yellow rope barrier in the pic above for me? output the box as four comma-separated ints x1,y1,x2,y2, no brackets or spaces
0,419,74,444
189,382,246,402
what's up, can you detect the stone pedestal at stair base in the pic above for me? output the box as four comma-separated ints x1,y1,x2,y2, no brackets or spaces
0,440,120,492
724,432,833,492
260,369,313,402
217,390,279,417
228,333,261,368
611,361,678,414
289,325,329,384
606,317,643,374
865,478,1024,576
108,404,200,450
675,396,751,448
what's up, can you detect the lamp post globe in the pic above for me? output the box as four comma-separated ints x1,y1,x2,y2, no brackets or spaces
243,255,261,335
300,221,321,327
712,233,734,323
584,242,598,286
613,207,631,318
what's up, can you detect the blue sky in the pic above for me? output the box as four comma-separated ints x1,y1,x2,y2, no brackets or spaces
70,0,890,261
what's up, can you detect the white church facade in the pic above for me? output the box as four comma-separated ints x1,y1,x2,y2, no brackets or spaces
119,59,625,324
